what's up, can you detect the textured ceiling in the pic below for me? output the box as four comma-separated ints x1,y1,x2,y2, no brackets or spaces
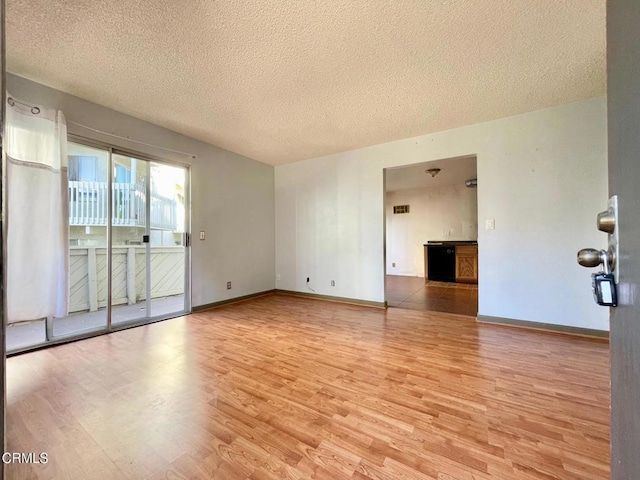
6,1,605,166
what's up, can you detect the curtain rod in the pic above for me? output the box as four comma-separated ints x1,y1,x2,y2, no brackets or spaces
6,96,197,159
7,96,40,114
68,121,196,159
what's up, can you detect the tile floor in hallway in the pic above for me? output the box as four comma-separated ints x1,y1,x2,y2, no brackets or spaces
386,275,478,316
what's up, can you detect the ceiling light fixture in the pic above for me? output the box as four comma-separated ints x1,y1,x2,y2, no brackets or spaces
425,168,441,177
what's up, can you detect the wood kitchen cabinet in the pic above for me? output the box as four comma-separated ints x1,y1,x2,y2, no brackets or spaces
455,245,478,284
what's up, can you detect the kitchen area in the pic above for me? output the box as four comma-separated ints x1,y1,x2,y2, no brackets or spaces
425,240,478,284
385,156,478,316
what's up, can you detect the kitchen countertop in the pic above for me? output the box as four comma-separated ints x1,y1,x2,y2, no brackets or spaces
424,240,478,246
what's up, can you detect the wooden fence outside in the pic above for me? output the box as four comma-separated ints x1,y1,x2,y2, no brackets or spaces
69,246,185,313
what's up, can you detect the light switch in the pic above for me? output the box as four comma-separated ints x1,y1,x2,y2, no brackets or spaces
199,231,205,240
485,219,495,230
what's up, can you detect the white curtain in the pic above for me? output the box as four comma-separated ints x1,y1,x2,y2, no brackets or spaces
5,95,69,323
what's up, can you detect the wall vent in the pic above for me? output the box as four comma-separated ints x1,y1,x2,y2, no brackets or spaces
393,205,410,214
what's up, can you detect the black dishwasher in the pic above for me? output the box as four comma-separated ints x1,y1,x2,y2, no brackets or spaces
427,245,456,282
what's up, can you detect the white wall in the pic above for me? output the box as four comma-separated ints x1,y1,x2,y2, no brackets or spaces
275,97,609,330
8,74,275,308
386,185,478,276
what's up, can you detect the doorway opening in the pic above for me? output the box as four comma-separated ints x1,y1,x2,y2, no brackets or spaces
384,155,478,316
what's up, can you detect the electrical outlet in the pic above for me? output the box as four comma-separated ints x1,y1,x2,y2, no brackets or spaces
226,281,231,290
276,274,281,281
392,262,396,267
199,231,205,240
331,280,335,286
486,219,495,230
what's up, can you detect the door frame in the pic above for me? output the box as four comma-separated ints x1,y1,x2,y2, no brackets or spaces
382,155,480,312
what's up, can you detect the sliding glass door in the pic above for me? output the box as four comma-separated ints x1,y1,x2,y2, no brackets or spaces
6,139,190,352
109,153,149,325
148,161,188,318
110,154,189,326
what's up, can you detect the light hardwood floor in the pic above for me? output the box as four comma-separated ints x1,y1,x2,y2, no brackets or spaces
6,294,610,479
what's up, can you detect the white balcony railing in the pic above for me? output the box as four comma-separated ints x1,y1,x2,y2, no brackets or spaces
69,181,177,230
